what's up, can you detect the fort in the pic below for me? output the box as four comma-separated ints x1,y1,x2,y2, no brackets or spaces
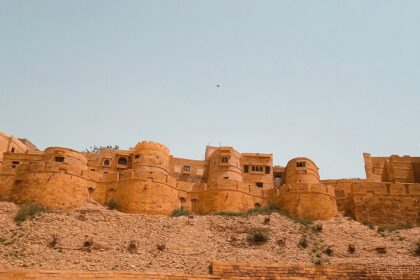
0,131,419,226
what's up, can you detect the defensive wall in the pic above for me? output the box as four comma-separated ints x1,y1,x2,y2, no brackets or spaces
0,132,419,225
324,179,420,226
1,262,420,280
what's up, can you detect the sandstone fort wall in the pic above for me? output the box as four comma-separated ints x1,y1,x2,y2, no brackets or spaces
0,132,419,225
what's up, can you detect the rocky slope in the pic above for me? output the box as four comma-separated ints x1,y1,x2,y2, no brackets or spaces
0,202,418,275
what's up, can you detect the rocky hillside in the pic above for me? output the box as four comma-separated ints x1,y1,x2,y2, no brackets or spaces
0,202,418,275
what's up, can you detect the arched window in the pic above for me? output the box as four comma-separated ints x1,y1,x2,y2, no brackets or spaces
103,159,110,166
118,157,128,165
11,147,15,153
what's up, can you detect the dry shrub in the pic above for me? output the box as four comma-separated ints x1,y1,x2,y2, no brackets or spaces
247,227,269,245
14,203,45,223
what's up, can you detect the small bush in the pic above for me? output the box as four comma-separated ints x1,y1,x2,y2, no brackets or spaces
215,211,246,217
274,208,313,225
276,238,286,247
247,204,279,215
377,226,386,233
128,240,138,253
324,245,333,256
414,241,420,257
313,257,322,266
377,224,412,232
171,208,190,217
107,198,118,210
82,236,94,252
14,203,45,223
157,243,166,251
299,237,308,249
48,234,60,249
362,220,374,230
312,223,323,233
375,246,387,254
247,227,269,245
348,244,356,254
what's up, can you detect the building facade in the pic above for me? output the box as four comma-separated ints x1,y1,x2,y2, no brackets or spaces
0,132,419,225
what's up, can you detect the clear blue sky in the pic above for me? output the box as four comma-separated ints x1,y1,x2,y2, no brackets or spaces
1,1,419,179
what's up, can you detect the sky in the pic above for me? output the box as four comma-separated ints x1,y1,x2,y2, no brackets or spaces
0,1,419,179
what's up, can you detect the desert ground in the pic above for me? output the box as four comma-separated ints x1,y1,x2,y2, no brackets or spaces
0,202,418,275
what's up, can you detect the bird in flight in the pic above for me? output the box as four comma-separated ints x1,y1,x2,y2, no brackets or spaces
216,84,220,88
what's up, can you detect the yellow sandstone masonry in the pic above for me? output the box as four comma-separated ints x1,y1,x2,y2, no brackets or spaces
1,263,420,280
0,132,419,224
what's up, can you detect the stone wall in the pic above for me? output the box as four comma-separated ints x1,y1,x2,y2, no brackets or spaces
2,263,420,280
364,153,420,183
0,270,219,280
211,262,420,279
0,135,419,224
115,176,179,215
350,182,420,226
195,180,267,213
268,183,338,220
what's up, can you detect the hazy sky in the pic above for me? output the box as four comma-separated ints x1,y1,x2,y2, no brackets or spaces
0,1,419,179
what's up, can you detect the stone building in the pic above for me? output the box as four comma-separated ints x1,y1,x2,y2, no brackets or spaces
0,131,419,225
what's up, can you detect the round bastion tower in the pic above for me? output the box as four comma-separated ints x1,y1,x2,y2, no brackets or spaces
207,147,242,185
132,141,170,176
284,157,320,184
198,147,254,213
115,141,179,214
11,147,92,209
269,157,338,220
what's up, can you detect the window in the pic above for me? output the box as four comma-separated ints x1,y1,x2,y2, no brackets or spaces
244,165,249,173
12,161,19,168
265,166,271,174
252,165,263,172
256,182,263,188
11,147,15,153
224,176,229,180
221,157,228,163
55,156,64,162
118,157,128,165
296,162,306,168
134,154,140,159
103,159,110,166
90,169,96,171
183,165,190,171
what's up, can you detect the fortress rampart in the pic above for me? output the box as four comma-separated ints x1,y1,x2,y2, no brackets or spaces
0,132,419,225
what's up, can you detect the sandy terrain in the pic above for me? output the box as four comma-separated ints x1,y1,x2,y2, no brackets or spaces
0,202,418,275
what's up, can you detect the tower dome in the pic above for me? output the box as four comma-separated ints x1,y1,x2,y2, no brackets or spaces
284,157,320,184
